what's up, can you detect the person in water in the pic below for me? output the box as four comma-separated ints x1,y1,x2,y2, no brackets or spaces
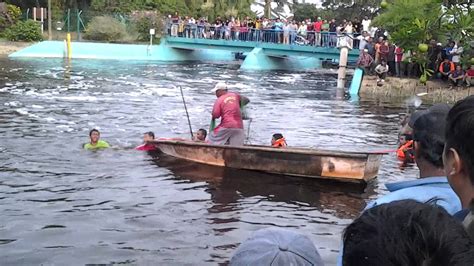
84,129,110,150
271,133,287,148
193,128,207,142
208,82,250,146
444,95,474,240
136,131,157,151
397,132,414,163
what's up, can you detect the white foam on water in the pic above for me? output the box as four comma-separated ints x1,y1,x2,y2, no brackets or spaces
4,101,21,107
15,108,29,115
44,117,57,122
32,105,45,109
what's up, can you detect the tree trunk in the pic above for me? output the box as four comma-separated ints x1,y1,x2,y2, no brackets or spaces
265,0,271,18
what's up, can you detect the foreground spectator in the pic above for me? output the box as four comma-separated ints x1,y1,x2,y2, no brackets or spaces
365,104,460,214
444,95,474,239
342,200,474,265
230,227,324,266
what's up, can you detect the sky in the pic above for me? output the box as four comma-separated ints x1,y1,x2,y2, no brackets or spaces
251,0,323,18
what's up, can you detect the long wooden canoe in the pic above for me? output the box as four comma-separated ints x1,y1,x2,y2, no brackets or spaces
153,139,385,184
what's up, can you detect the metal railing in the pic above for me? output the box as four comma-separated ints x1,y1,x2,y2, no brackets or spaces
166,23,360,49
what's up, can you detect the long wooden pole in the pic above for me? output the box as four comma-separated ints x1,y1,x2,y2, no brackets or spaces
179,86,194,139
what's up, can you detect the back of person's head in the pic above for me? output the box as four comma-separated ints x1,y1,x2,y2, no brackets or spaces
445,95,474,185
343,200,474,266
410,104,450,168
198,128,207,138
272,133,284,140
230,227,324,266
145,131,155,139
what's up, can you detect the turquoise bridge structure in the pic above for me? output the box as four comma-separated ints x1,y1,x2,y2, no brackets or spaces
10,36,360,71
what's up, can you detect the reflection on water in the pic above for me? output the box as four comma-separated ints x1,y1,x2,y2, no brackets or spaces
0,57,418,264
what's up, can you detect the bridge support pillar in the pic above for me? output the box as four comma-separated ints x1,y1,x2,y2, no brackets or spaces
240,47,320,71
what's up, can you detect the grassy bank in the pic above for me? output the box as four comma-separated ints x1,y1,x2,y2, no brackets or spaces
360,76,474,103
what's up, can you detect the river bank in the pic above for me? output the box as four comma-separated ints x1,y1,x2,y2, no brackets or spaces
0,41,32,56
360,75,473,103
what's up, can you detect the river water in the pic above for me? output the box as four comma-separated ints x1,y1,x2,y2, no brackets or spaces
0,57,418,265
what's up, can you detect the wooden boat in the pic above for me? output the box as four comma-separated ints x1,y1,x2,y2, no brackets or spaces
153,139,385,184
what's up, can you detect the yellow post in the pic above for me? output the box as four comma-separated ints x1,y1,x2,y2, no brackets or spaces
66,33,72,59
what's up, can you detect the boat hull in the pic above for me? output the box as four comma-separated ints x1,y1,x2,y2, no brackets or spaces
155,140,384,184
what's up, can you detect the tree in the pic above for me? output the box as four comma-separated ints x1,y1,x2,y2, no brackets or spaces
321,0,383,20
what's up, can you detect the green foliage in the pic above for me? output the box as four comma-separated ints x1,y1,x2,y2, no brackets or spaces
83,16,127,42
321,0,383,20
293,3,319,22
4,20,43,41
130,11,163,41
0,3,21,35
372,0,443,51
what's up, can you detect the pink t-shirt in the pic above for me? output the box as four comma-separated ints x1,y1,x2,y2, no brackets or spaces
314,21,323,32
135,144,156,151
212,92,243,129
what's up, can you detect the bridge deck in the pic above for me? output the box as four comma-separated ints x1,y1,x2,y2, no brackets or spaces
165,37,360,60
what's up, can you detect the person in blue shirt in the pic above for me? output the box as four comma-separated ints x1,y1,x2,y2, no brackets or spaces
365,103,461,214
443,95,474,240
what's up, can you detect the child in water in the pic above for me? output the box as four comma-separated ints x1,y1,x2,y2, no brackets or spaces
193,129,207,142
84,129,110,150
271,133,287,148
136,131,157,151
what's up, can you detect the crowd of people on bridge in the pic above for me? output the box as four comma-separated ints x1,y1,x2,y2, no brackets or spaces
166,13,378,48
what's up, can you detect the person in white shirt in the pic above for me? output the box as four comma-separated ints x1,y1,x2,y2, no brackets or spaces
375,59,389,82
362,16,371,32
451,40,464,65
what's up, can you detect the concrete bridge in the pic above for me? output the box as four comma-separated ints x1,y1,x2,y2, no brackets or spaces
164,35,360,70
9,34,360,71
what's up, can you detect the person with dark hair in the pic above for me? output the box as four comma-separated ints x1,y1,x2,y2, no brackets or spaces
193,128,207,142
444,95,474,239
84,129,110,150
374,59,389,83
135,131,156,151
342,200,474,265
271,133,287,148
364,104,461,215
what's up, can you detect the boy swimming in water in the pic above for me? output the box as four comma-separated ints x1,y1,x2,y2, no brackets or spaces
271,133,287,148
84,129,110,150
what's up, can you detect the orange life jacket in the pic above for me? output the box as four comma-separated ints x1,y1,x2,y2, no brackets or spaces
272,138,287,148
397,140,414,160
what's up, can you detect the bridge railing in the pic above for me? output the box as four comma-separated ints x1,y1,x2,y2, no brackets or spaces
165,23,360,49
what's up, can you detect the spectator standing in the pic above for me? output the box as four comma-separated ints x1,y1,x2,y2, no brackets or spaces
344,22,353,48
427,40,440,72
321,19,330,46
378,40,389,61
357,49,374,74
387,43,396,76
329,19,337,46
451,40,464,66
357,32,368,50
283,21,290,44
313,17,323,46
361,15,371,33
395,45,403,77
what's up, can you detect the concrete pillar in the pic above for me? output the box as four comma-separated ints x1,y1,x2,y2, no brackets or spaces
336,35,352,89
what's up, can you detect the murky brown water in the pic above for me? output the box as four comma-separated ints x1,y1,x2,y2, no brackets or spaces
0,57,418,264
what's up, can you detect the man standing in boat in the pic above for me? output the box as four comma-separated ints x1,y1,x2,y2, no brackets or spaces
209,82,250,146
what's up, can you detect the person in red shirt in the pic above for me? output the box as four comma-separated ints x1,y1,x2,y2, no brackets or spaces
135,131,157,151
313,17,323,46
465,65,474,87
209,83,250,146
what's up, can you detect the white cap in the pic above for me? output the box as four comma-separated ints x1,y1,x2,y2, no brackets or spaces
212,82,227,93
